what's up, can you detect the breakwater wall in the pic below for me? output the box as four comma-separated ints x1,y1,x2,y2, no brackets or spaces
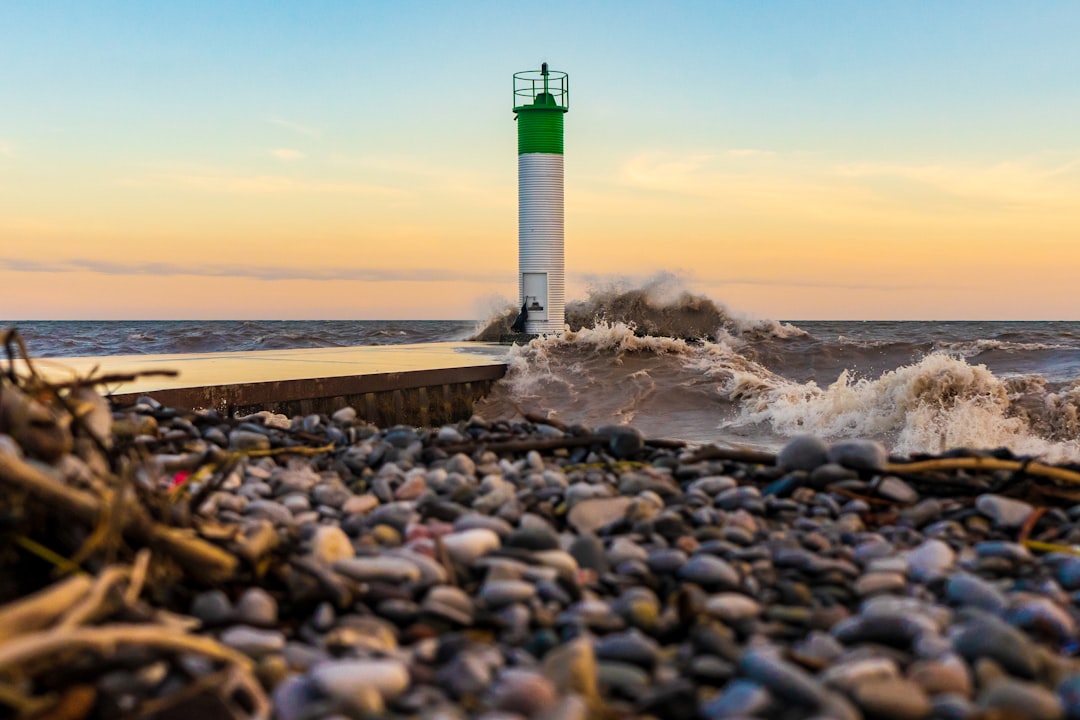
109,364,506,426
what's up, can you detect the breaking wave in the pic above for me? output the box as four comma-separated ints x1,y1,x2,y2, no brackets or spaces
473,280,1080,461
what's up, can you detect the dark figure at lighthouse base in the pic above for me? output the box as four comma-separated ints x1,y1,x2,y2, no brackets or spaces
510,303,529,333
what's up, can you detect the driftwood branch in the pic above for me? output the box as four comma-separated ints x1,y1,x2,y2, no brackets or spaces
0,575,94,644
0,451,237,584
887,457,1080,486
0,623,253,674
681,444,778,465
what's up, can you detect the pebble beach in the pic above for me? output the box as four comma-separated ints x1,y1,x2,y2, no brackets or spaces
3,369,1080,720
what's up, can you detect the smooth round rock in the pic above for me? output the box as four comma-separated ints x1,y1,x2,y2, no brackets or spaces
442,528,501,564
487,670,557,716
876,476,920,504
908,658,972,698
596,425,645,459
311,659,410,704
436,425,464,443
852,678,932,720
976,494,1035,529
1055,558,1080,591
311,525,355,565
235,588,278,625
677,554,740,590
1057,675,1080,720
1007,597,1077,642
701,679,772,719
542,637,599,699
945,572,1006,614
191,589,233,625
704,593,762,623
567,497,632,534
953,615,1039,679
219,625,285,657
906,539,955,582
480,580,537,608
594,630,661,670
777,435,830,472
855,571,907,597
333,556,421,583
740,648,827,708
422,585,475,625
330,406,357,424
821,657,900,692
978,678,1064,720
506,526,559,551
569,534,609,573
827,439,888,473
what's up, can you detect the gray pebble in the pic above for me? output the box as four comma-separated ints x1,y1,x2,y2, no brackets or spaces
219,625,285,657
190,589,232,625
740,648,827,708
333,556,421,583
975,494,1035,529
310,659,410,705
480,580,537,608
945,573,1006,614
567,497,632,533
907,539,955,582
701,679,772,718
678,554,741,590
953,614,1039,679
235,587,278,625
827,439,888,473
777,435,830,472
851,678,931,720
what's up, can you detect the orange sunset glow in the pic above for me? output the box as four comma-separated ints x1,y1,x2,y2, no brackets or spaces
2,2,1079,320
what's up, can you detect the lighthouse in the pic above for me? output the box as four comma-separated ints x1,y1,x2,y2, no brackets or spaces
514,63,568,334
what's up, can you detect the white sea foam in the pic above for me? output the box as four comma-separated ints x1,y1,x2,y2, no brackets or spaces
938,338,1069,357
727,351,1080,461
471,278,1080,461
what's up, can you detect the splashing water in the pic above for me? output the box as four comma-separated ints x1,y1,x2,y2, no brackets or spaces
473,279,1080,460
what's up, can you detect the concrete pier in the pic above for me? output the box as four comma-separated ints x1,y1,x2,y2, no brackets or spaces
32,343,508,426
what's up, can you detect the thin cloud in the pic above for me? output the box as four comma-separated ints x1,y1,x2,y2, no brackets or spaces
0,141,12,157
0,257,503,283
572,270,946,293
618,148,1080,221
270,148,305,161
834,158,1080,207
135,172,406,198
267,118,321,137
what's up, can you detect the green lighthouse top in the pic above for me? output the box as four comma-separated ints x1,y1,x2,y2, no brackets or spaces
513,63,569,113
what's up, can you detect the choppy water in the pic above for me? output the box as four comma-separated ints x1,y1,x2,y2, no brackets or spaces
8,288,1080,459
11,320,476,357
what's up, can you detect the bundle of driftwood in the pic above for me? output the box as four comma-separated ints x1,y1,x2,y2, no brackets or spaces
0,330,277,719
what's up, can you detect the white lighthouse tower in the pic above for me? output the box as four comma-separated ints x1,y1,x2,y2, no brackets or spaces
514,63,569,334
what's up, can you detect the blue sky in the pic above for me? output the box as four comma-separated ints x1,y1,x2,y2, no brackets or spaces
1,1,1078,319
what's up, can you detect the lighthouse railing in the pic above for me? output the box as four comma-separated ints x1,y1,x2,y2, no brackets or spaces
513,69,569,110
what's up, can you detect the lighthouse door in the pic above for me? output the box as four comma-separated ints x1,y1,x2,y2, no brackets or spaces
522,273,548,322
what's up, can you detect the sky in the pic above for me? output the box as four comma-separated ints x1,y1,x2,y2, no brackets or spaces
1,1,1078,321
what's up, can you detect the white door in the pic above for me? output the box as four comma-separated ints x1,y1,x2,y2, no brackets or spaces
522,273,548,321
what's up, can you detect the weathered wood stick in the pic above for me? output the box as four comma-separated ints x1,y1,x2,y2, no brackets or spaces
681,444,778,465
0,623,253,674
887,457,1080,486
439,435,606,455
0,452,237,583
0,574,93,644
